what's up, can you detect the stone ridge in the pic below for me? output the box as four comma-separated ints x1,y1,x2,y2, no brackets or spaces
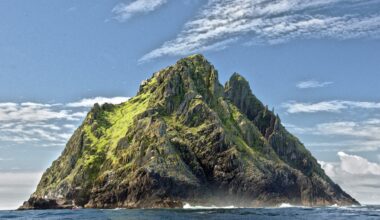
19,54,359,210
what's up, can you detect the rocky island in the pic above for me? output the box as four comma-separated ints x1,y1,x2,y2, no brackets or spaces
20,54,359,209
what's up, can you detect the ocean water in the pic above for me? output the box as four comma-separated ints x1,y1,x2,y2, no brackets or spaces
0,205,379,220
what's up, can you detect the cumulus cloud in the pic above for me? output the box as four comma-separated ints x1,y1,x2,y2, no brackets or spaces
66,96,130,108
140,0,380,61
282,100,380,113
112,0,168,22
319,152,380,204
296,80,333,89
338,152,380,175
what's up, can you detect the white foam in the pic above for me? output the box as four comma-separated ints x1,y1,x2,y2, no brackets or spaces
279,203,293,208
183,203,235,209
278,203,308,208
113,208,126,210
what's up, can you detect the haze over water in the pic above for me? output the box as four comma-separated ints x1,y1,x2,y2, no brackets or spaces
1,205,380,220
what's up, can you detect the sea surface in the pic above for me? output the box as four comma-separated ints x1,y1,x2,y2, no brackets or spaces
0,204,379,220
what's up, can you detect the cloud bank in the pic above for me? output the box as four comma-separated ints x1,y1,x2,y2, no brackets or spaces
0,172,43,210
0,97,129,146
140,0,380,61
287,118,380,152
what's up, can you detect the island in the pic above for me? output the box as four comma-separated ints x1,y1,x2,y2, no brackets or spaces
20,54,358,209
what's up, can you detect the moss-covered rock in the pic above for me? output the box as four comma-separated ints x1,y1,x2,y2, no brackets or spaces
19,54,358,210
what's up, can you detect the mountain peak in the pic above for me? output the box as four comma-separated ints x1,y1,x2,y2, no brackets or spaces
138,54,223,111
230,72,247,82
175,54,217,82
180,53,206,61
225,72,264,120
20,54,358,210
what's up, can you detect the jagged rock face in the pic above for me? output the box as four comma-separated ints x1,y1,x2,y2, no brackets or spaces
20,54,358,210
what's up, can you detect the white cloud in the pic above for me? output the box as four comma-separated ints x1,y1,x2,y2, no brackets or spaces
140,0,380,61
282,100,346,113
0,103,83,122
0,96,129,209
282,100,380,113
318,160,337,177
66,96,130,108
319,152,380,204
63,124,76,129
0,158,12,161
0,122,74,144
20,102,58,107
287,119,380,152
308,140,380,153
296,80,333,89
0,96,128,145
314,121,380,138
0,172,43,210
112,0,168,22
0,103,17,108
338,151,380,175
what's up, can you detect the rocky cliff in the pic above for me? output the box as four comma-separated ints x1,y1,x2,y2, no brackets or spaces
20,54,358,209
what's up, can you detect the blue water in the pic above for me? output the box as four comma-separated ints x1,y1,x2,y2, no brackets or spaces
0,206,379,220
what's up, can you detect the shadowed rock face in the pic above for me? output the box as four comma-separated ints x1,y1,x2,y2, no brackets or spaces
19,54,359,210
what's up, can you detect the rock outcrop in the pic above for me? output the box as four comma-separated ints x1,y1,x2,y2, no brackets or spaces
20,54,358,209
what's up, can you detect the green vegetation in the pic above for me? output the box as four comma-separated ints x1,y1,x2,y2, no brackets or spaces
23,54,357,210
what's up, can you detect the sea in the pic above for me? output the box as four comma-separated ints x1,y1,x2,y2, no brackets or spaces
0,204,379,220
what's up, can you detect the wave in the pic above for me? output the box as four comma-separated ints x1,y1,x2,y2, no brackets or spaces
278,203,308,208
112,208,126,210
278,203,366,209
279,203,293,208
184,203,350,209
183,203,235,209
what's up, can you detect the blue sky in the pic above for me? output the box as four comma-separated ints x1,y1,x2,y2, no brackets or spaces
1,0,380,209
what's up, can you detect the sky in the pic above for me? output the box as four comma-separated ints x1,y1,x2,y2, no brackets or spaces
0,0,380,209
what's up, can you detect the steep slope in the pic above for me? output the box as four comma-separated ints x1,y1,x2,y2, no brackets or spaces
20,54,358,209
